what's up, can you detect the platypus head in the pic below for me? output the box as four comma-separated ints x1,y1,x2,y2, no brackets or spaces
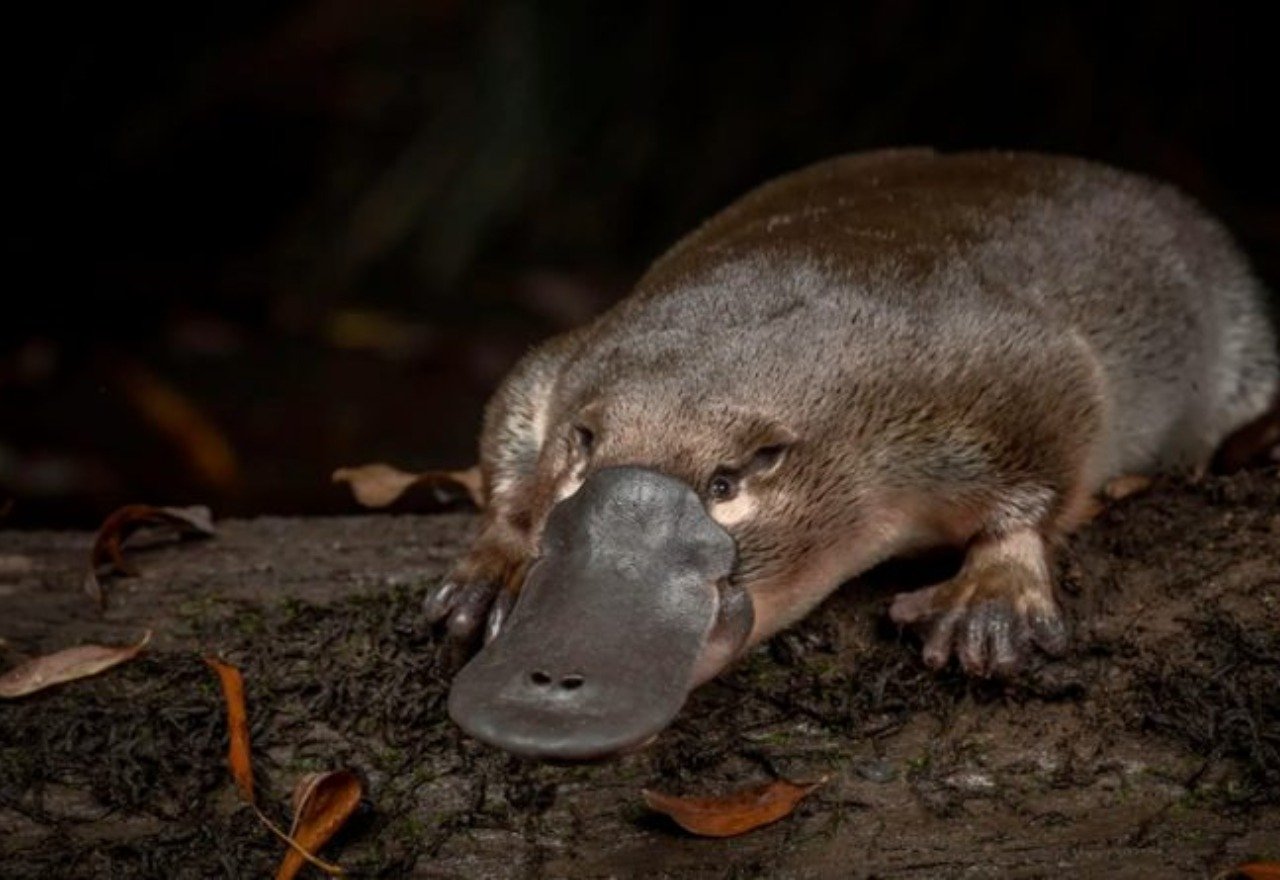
449,387,810,761
448,466,752,760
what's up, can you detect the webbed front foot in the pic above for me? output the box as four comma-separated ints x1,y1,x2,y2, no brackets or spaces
424,537,528,663
888,529,1067,677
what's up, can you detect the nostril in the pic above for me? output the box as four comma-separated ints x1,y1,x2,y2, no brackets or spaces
530,671,552,686
560,674,585,690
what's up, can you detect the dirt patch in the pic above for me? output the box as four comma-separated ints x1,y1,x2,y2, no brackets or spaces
1,472,1278,878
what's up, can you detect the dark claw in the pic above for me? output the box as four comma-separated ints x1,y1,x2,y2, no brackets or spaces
1029,608,1068,656
958,604,1030,678
441,579,499,667
485,587,515,645
988,615,1026,678
956,611,990,675
447,580,498,641
893,586,1066,677
423,573,509,666
423,579,461,623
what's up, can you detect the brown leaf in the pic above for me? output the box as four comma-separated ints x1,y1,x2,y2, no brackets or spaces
276,770,363,880
205,656,254,803
332,463,484,510
205,657,348,876
86,504,216,607
443,466,484,508
0,631,151,698
642,777,826,838
1229,863,1280,880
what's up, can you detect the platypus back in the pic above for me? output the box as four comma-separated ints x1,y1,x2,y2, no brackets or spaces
584,149,1277,482
433,149,1278,759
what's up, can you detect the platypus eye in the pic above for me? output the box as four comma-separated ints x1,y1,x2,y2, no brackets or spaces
572,424,595,455
708,473,738,501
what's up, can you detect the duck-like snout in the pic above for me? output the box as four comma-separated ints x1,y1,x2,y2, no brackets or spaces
447,466,752,760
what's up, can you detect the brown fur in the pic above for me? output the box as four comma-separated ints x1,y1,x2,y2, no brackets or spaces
426,149,1279,676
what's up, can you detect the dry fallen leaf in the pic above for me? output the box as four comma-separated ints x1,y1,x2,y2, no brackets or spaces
205,657,348,877
85,504,216,606
276,770,363,880
1226,863,1280,880
205,656,254,802
332,462,484,509
0,630,151,699
642,776,827,838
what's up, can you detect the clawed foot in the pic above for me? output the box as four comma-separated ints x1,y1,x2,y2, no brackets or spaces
888,530,1067,677
423,542,527,664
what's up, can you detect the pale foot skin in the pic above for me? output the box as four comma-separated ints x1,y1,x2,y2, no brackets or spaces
1101,473,1153,502
1077,473,1156,522
888,529,1068,677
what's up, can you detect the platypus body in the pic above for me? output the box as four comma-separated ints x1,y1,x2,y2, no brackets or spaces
428,149,1279,760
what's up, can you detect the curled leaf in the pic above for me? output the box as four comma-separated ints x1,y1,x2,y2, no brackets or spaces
205,657,349,877
254,804,346,878
0,631,151,698
276,770,363,880
642,777,826,838
205,656,254,803
86,504,216,607
332,463,484,509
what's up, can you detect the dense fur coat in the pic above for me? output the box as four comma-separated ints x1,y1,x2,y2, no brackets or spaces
427,149,1279,678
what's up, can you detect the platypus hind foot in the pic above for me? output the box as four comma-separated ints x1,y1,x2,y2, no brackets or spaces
889,529,1067,678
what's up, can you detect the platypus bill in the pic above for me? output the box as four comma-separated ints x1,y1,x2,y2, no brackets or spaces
425,149,1280,760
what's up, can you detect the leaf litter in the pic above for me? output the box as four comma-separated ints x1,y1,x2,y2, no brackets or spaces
0,630,152,698
205,655,361,877
643,777,826,837
278,770,364,880
332,462,484,510
85,504,216,606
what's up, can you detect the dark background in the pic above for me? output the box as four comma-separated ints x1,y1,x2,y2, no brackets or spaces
3,1,1276,528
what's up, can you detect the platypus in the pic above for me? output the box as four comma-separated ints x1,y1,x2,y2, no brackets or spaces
426,149,1279,760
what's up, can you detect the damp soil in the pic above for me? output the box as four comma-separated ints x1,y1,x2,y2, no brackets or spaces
1,472,1278,879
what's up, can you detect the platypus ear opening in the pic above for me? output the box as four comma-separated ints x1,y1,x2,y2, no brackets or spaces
748,443,789,476
572,424,595,455
569,400,605,457
743,425,798,477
